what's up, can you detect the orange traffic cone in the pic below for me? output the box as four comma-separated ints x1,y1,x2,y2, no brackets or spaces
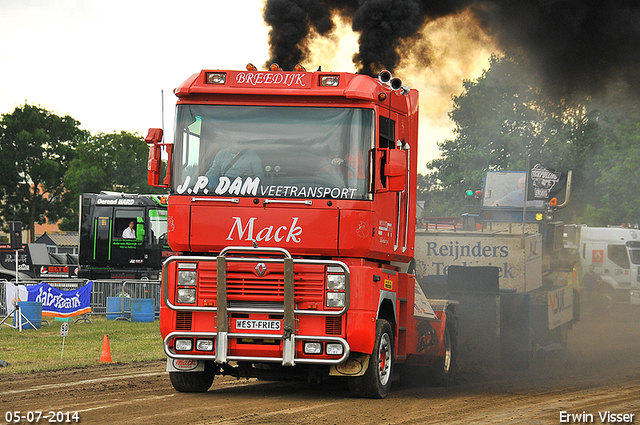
100,334,112,363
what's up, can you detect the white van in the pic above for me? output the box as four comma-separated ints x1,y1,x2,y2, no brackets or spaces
571,226,640,304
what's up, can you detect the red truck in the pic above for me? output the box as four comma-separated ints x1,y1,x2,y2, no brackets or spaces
146,67,457,398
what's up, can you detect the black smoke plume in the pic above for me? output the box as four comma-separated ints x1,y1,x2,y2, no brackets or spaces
264,0,640,97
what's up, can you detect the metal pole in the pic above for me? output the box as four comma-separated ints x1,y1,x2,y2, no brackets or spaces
15,249,20,331
17,304,22,332
522,155,530,239
522,155,530,290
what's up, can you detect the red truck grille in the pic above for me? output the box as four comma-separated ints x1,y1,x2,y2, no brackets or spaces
175,311,192,330
198,263,325,305
325,316,342,335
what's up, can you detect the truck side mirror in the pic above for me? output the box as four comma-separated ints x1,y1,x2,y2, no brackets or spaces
386,149,407,192
375,148,407,193
145,128,172,188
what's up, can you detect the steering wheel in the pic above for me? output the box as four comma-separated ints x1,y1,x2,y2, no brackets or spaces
316,158,357,179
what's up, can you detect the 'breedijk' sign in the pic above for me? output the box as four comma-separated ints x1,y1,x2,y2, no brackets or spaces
231,71,312,89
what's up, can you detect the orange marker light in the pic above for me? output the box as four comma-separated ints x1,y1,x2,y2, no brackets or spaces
270,63,283,71
246,63,258,71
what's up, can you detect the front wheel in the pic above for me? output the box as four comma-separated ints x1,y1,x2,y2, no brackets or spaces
348,319,394,398
169,361,216,392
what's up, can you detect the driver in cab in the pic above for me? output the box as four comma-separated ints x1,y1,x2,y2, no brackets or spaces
205,141,263,188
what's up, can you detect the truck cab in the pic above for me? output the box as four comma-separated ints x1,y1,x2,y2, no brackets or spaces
147,68,456,398
78,192,168,280
569,225,640,303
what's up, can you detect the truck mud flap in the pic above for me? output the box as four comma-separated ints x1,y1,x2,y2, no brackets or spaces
500,293,531,370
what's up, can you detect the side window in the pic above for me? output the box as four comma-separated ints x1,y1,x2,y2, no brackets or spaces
608,244,630,269
148,209,168,245
379,116,395,149
183,116,202,179
115,210,144,241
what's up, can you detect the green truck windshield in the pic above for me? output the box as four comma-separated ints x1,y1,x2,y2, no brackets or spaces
172,105,374,200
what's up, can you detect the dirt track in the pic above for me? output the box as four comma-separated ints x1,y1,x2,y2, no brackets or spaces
2,304,639,425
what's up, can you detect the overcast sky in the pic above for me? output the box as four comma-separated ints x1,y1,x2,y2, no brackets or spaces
0,0,269,137
0,0,493,173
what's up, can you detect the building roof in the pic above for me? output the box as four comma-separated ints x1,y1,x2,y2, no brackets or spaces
35,231,79,247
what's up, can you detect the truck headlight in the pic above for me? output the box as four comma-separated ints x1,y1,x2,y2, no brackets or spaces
175,338,193,351
326,343,344,355
196,339,214,351
178,270,197,286
326,292,345,308
320,75,340,87
327,274,345,290
177,288,196,304
304,342,322,354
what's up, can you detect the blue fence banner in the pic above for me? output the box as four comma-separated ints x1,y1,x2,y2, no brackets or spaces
26,281,93,317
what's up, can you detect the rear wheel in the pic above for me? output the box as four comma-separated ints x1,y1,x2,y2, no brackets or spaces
348,319,394,398
169,361,216,392
429,311,457,386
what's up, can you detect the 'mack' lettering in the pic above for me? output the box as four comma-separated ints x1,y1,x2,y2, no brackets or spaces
227,217,303,243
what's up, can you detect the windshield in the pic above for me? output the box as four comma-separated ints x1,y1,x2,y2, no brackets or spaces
483,171,544,209
627,242,640,265
172,105,374,201
148,209,168,246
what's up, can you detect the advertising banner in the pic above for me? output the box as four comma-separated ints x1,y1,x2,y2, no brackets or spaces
24,282,93,318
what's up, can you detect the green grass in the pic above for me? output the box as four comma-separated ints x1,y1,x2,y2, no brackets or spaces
0,315,165,374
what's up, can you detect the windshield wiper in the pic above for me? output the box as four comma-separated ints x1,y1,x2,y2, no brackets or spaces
262,199,313,206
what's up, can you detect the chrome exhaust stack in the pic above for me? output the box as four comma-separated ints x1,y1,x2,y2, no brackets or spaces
377,70,410,94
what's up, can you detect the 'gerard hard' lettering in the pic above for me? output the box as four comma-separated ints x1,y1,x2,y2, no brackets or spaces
425,241,509,261
227,217,303,243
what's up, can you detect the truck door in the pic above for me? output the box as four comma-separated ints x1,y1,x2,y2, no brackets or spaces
606,243,631,288
146,207,168,266
90,206,114,264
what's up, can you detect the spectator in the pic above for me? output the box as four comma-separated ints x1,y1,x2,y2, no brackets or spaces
582,264,602,292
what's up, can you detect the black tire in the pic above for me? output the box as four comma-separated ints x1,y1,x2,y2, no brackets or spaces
428,311,457,386
169,361,216,392
407,258,417,276
348,319,394,399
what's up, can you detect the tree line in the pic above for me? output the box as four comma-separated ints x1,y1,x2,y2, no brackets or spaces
420,52,640,227
0,104,156,242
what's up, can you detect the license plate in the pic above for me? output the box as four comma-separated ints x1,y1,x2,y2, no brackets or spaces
235,319,281,331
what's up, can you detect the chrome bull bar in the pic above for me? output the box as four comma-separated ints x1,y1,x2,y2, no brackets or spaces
162,246,350,366
163,331,350,365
